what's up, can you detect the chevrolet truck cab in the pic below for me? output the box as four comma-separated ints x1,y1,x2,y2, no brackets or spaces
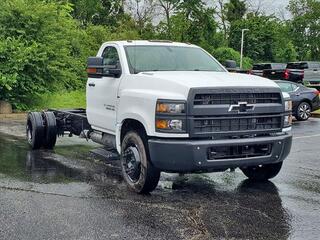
27,41,293,193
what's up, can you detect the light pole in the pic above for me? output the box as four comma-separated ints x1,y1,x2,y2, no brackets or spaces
240,28,249,69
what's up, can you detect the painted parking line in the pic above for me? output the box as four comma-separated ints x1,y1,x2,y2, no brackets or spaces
293,134,320,140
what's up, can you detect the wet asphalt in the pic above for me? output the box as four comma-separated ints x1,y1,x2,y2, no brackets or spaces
0,119,319,240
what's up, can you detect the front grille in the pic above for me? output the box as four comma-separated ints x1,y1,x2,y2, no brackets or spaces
188,88,284,137
193,115,282,134
207,144,272,160
194,92,282,105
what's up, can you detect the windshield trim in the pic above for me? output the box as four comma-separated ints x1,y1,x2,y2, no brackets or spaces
124,45,226,74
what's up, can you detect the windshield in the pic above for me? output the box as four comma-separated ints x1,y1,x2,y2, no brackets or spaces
124,45,226,74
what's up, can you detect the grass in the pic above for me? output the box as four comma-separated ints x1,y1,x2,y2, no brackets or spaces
30,90,86,111
314,109,320,114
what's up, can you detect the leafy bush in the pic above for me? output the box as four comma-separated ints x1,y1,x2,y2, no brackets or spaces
0,0,87,109
212,47,253,69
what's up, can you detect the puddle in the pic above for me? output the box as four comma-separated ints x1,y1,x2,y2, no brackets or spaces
0,134,92,184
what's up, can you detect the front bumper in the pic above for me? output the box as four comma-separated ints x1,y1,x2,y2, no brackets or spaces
148,133,292,173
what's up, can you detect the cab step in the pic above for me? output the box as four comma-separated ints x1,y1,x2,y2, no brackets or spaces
90,148,120,162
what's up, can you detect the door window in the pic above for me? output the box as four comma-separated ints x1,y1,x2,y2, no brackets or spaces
291,83,299,91
277,82,294,92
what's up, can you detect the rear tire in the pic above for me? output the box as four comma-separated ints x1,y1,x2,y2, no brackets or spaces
43,112,57,149
26,112,45,150
121,130,160,193
241,162,283,181
295,101,311,121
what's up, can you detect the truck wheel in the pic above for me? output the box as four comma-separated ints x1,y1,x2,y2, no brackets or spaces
26,112,45,150
295,101,311,121
121,130,160,194
43,112,57,149
241,162,283,181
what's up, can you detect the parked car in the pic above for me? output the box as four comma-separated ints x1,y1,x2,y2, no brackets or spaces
250,63,286,77
275,80,320,121
261,64,287,79
264,61,320,85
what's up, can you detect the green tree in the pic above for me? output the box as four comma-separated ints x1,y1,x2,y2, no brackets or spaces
164,0,220,51
157,0,180,38
213,47,252,69
288,0,320,60
0,0,87,108
69,0,126,27
228,14,286,62
225,0,246,23
273,42,298,62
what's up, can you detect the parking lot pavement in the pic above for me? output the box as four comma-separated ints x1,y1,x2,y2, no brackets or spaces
0,119,319,240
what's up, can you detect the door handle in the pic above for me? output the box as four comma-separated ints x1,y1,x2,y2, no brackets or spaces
88,83,95,87
295,93,300,96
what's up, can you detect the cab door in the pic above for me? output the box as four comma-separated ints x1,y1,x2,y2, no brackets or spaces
86,46,122,133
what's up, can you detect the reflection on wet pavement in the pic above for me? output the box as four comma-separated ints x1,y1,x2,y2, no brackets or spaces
0,135,87,184
0,119,320,239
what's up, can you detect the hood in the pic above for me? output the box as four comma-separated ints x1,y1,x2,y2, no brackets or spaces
139,71,280,89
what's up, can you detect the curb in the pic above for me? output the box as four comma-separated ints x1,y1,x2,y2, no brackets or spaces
311,112,320,118
0,113,27,121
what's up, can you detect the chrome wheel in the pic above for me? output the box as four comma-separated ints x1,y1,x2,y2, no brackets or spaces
298,102,311,120
123,145,141,183
26,122,33,144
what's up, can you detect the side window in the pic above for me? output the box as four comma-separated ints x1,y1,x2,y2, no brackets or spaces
278,82,293,92
291,83,299,91
310,62,320,69
309,63,315,69
102,46,121,68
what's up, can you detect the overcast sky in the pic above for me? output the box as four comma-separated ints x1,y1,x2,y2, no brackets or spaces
247,0,291,19
208,0,291,19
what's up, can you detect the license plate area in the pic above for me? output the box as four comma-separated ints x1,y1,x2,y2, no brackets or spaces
207,144,272,160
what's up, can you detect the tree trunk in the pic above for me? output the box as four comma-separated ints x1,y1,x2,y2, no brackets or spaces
0,101,13,114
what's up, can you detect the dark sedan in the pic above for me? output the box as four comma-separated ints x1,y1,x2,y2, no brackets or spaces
275,80,320,121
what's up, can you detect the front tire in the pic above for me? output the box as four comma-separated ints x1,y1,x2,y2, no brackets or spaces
241,162,283,181
121,130,160,193
295,101,311,121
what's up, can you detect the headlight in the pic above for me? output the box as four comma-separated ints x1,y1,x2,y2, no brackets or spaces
155,100,186,133
283,99,292,128
284,114,293,127
285,100,292,111
156,101,185,114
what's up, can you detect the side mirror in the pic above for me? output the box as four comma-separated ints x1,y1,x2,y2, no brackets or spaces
107,65,122,78
224,60,237,69
87,57,122,78
87,57,104,78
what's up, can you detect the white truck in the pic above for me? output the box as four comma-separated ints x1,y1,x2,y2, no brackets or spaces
26,40,293,193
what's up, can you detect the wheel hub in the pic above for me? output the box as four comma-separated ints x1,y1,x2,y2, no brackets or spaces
123,146,141,182
299,103,311,120
26,123,32,144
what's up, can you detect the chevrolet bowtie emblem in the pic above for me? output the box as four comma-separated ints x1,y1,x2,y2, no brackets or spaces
228,102,255,113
